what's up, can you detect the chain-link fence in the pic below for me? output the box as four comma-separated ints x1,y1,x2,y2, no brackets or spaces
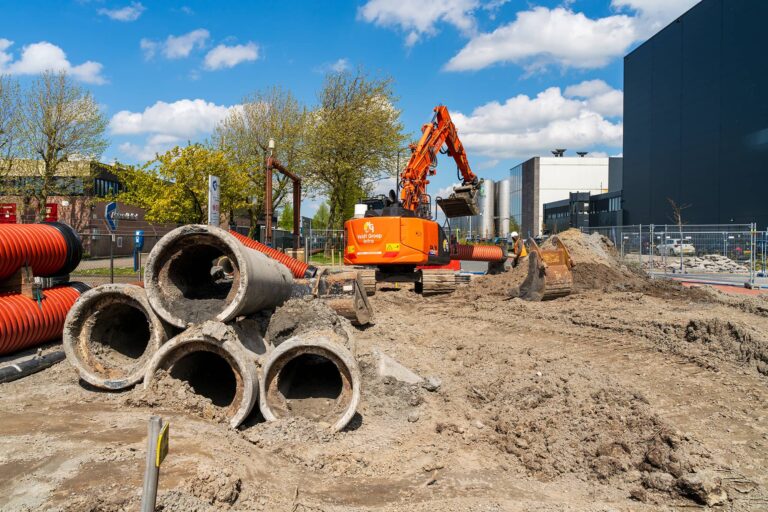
581,224,767,288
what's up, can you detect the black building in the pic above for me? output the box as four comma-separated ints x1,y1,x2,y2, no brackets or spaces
623,0,768,228
543,190,623,234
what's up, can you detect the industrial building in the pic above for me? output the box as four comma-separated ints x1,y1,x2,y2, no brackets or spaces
622,0,768,228
510,156,620,237
543,190,624,234
448,155,621,240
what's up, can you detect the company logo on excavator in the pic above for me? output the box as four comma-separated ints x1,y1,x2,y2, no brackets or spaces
363,221,375,234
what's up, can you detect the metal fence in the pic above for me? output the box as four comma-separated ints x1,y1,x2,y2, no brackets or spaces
580,224,767,288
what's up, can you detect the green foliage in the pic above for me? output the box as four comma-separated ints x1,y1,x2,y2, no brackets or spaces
304,69,406,230
19,71,108,218
312,201,330,230
278,202,293,231
509,217,521,234
213,86,307,235
114,144,251,224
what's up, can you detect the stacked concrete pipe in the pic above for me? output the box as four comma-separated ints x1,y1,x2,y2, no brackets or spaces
142,321,259,429
260,331,361,432
63,284,169,390
144,224,293,328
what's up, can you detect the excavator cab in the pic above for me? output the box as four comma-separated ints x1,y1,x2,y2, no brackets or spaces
519,236,575,301
436,182,481,218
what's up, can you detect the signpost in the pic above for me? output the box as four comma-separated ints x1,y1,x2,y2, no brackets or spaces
208,175,220,226
105,202,117,283
141,416,169,512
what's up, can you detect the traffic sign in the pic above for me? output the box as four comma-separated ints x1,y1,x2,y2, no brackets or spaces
105,202,118,231
208,175,220,226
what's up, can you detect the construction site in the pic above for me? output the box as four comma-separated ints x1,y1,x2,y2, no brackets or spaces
1,99,767,511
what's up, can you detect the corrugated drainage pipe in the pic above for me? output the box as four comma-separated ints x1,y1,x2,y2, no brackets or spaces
142,321,259,429
260,332,361,432
0,282,89,356
0,222,83,281
145,225,294,328
229,230,317,279
451,244,506,262
63,284,169,390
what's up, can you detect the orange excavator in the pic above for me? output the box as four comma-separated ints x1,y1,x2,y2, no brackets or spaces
344,105,484,295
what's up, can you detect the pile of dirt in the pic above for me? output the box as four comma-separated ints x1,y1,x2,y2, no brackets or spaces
264,298,353,347
461,359,725,505
123,369,230,424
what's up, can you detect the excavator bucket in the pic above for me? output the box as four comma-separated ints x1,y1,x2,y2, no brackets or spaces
436,184,480,218
519,236,574,301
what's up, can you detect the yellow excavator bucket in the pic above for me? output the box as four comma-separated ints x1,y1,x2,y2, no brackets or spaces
519,236,574,301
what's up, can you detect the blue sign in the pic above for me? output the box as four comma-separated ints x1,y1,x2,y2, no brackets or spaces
105,202,118,231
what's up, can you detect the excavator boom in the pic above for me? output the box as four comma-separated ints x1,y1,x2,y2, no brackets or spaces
399,105,480,218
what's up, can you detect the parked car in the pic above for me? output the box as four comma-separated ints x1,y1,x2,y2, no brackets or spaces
656,239,696,256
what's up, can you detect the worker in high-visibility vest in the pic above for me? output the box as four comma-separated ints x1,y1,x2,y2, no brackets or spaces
510,231,527,267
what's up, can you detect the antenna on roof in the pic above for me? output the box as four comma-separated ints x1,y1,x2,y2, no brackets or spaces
577,151,588,158
551,149,566,157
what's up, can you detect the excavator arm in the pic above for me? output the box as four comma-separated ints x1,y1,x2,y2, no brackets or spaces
399,105,481,218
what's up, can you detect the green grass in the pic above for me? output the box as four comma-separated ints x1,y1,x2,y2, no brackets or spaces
72,266,143,276
308,252,344,265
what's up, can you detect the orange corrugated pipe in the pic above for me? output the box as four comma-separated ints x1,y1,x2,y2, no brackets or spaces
229,230,317,279
0,283,89,356
451,244,506,262
0,222,83,281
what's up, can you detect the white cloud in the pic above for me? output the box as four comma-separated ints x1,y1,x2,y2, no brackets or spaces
203,42,258,70
450,83,623,159
564,79,623,117
611,0,700,35
111,98,240,161
446,7,637,71
331,58,349,72
98,2,145,21
110,98,235,137
141,29,209,60
119,134,183,161
358,0,479,46
0,39,106,84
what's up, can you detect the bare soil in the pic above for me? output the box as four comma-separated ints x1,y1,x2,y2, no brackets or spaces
2,230,768,511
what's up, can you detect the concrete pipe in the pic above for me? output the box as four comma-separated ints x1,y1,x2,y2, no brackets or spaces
260,333,361,432
145,224,293,328
143,321,258,429
63,284,168,390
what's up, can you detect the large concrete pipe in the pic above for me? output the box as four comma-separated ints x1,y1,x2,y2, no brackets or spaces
143,321,259,428
260,333,361,432
63,284,168,390
144,225,293,328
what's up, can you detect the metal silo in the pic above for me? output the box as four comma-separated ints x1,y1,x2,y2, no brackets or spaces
480,179,495,239
497,178,511,238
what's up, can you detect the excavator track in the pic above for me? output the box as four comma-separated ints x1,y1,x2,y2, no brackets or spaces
418,269,457,296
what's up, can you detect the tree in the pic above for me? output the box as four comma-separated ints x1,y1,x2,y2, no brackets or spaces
278,202,293,231
213,86,307,236
114,144,251,224
304,69,406,230
0,75,21,178
312,201,330,230
17,71,108,219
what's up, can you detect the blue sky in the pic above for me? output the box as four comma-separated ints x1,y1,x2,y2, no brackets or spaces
0,0,700,215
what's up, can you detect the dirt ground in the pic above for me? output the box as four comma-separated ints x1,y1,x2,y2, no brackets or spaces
2,230,768,511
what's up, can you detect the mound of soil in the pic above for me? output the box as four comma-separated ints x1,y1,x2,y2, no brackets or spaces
123,369,230,424
461,358,724,505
